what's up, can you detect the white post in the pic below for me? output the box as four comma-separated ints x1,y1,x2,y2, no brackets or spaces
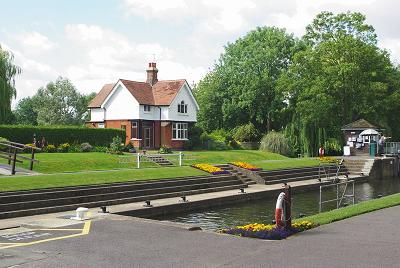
137,153,140,169
179,152,182,166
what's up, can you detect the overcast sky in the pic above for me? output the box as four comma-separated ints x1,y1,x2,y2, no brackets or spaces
1,0,400,106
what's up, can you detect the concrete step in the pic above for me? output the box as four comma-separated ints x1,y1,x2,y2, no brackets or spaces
0,179,244,212
0,175,237,203
264,174,329,185
258,165,340,177
261,170,348,181
0,183,248,219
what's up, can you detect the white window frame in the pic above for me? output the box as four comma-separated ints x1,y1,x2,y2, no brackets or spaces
172,122,188,140
177,101,188,114
144,105,151,113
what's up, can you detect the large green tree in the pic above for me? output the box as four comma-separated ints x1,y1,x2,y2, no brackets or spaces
0,45,21,123
13,97,38,125
30,77,94,125
279,11,398,155
195,27,302,133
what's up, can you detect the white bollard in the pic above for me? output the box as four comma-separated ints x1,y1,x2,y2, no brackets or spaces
179,152,182,166
71,207,89,221
137,153,140,169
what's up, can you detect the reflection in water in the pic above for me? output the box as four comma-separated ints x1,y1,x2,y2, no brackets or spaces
151,176,400,231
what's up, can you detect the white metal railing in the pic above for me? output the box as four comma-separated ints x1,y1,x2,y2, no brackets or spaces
118,152,196,168
319,180,355,213
384,142,400,155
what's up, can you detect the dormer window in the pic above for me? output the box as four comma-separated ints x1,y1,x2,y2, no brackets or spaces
178,101,187,114
144,105,151,112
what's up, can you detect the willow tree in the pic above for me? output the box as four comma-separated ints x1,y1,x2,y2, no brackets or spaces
0,45,21,123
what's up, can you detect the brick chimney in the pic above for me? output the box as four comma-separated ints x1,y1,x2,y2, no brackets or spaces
146,62,158,86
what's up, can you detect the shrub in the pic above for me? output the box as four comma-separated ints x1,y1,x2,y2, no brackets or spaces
0,137,8,150
324,138,343,156
108,136,124,155
68,144,81,153
123,142,135,153
80,142,93,152
259,131,292,156
183,125,203,150
57,143,70,153
159,146,172,154
0,125,125,146
198,129,239,150
208,129,233,144
200,133,230,150
232,123,261,142
44,144,57,153
94,146,108,153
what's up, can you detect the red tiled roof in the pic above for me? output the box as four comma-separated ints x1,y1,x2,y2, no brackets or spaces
89,79,186,107
152,80,186,105
88,83,115,108
120,80,154,105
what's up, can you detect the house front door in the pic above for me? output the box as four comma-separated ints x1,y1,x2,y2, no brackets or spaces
143,127,153,149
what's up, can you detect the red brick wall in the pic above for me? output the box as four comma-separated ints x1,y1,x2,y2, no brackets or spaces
89,119,185,149
161,122,184,149
105,120,131,145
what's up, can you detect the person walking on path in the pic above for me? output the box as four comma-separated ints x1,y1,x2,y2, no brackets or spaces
379,135,391,155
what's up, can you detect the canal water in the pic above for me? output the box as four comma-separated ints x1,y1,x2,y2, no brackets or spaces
151,176,400,231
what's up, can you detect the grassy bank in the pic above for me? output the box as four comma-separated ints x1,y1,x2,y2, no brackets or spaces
0,150,322,192
0,167,208,192
255,158,319,170
299,193,400,225
0,150,288,173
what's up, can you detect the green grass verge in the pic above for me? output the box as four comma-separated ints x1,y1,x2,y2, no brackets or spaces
0,166,208,192
0,150,288,174
299,193,400,225
185,150,287,165
254,158,320,170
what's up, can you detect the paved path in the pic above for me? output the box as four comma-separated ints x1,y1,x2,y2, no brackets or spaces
1,205,399,267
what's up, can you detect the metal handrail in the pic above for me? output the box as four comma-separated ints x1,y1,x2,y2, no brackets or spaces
384,142,400,155
319,180,355,212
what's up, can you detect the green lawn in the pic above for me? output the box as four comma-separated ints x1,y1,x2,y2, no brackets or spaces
0,150,289,174
185,150,287,165
254,158,320,170
0,166,208,192
0,152,158,173
0,150,323,192
299,193,400,225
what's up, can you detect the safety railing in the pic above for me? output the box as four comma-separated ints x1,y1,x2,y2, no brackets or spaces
384,142,400,155
118,152,196,168
0,141,41,175
319,180,355,213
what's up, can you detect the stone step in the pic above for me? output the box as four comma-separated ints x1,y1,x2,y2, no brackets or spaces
0,179,243,212
0,183,248,220
0,175,237,203
261,170,348,181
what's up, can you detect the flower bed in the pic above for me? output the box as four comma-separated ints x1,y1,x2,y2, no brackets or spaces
230,161,262,171
192,164,229,175
220,220,318,240
319,156,340,164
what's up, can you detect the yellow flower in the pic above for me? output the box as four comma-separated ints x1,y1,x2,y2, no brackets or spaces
192,164,224,174
231,162,260,170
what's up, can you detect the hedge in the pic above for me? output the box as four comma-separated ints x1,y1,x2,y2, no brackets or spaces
0,125,125,146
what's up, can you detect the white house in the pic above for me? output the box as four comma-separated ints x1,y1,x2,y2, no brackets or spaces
87,62,199,149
